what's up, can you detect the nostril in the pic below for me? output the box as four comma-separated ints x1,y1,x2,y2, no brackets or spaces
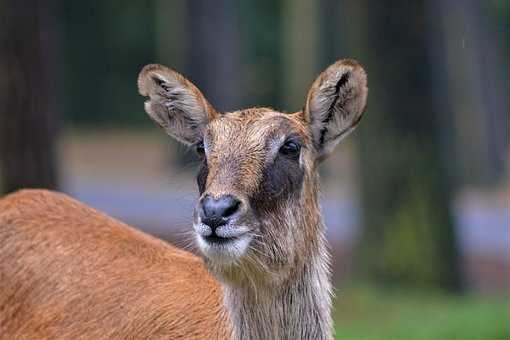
200,195,242,228
222,198,240,218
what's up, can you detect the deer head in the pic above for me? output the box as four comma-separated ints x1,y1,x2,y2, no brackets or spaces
138,60,367,288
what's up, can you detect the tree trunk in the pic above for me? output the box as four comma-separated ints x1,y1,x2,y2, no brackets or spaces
183,0,241,113
428,0,508,187
0,0,58,194
342,1,462,290
281,0,318,111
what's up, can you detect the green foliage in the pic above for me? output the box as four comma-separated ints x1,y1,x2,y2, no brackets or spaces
238,1,283,109
56,0,284,126
379,183,443,287
350,0,463,291
57,1,156,126
358,136,459,290
334,285,510,340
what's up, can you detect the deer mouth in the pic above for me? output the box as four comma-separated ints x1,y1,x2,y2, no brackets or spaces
203,234,239,244
194,223,253,263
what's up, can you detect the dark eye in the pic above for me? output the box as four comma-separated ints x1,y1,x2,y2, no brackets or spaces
279,140,301,158
195,141,205,156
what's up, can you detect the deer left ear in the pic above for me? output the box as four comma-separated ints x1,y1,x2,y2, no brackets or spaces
138,64,217,145
303,59,368,159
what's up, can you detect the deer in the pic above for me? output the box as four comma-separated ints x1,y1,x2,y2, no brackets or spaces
0,59,367,339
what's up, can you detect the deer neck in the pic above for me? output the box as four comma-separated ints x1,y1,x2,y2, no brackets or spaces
222,238,332,340
222,188,333,340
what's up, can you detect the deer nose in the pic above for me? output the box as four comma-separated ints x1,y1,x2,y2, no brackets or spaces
199,195,241,231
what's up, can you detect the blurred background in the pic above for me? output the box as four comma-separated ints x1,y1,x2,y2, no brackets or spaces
1,1,509,339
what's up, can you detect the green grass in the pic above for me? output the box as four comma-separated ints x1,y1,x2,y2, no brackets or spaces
333,285,510,340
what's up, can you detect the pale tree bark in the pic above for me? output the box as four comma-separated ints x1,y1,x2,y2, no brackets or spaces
428,0,508,187
281,0,319,111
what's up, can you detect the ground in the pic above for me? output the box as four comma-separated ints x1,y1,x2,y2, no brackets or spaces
334,285,510,340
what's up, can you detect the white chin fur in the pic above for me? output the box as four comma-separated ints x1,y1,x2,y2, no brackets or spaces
195,233,252,265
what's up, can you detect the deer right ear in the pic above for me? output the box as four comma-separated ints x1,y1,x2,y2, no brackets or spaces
138,64,217,145
303,59,368,160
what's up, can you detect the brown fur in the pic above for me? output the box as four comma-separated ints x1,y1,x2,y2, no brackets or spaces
0,190,231,339
0,59,367,339
137,59,366,340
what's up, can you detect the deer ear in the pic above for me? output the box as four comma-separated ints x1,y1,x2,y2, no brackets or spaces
303,59,368,159
138,64,217,145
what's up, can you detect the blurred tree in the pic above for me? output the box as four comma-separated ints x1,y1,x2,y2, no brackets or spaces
281,0,318,111
341,1,462,290
430,0,509,187
240,0,283,109
0,0,59,193
183,0,241,113
154,0,185,72
57,1,155,125
153,0,243,166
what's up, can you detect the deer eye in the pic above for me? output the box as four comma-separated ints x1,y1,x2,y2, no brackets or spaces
279,140,301,158
195,140,205,156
